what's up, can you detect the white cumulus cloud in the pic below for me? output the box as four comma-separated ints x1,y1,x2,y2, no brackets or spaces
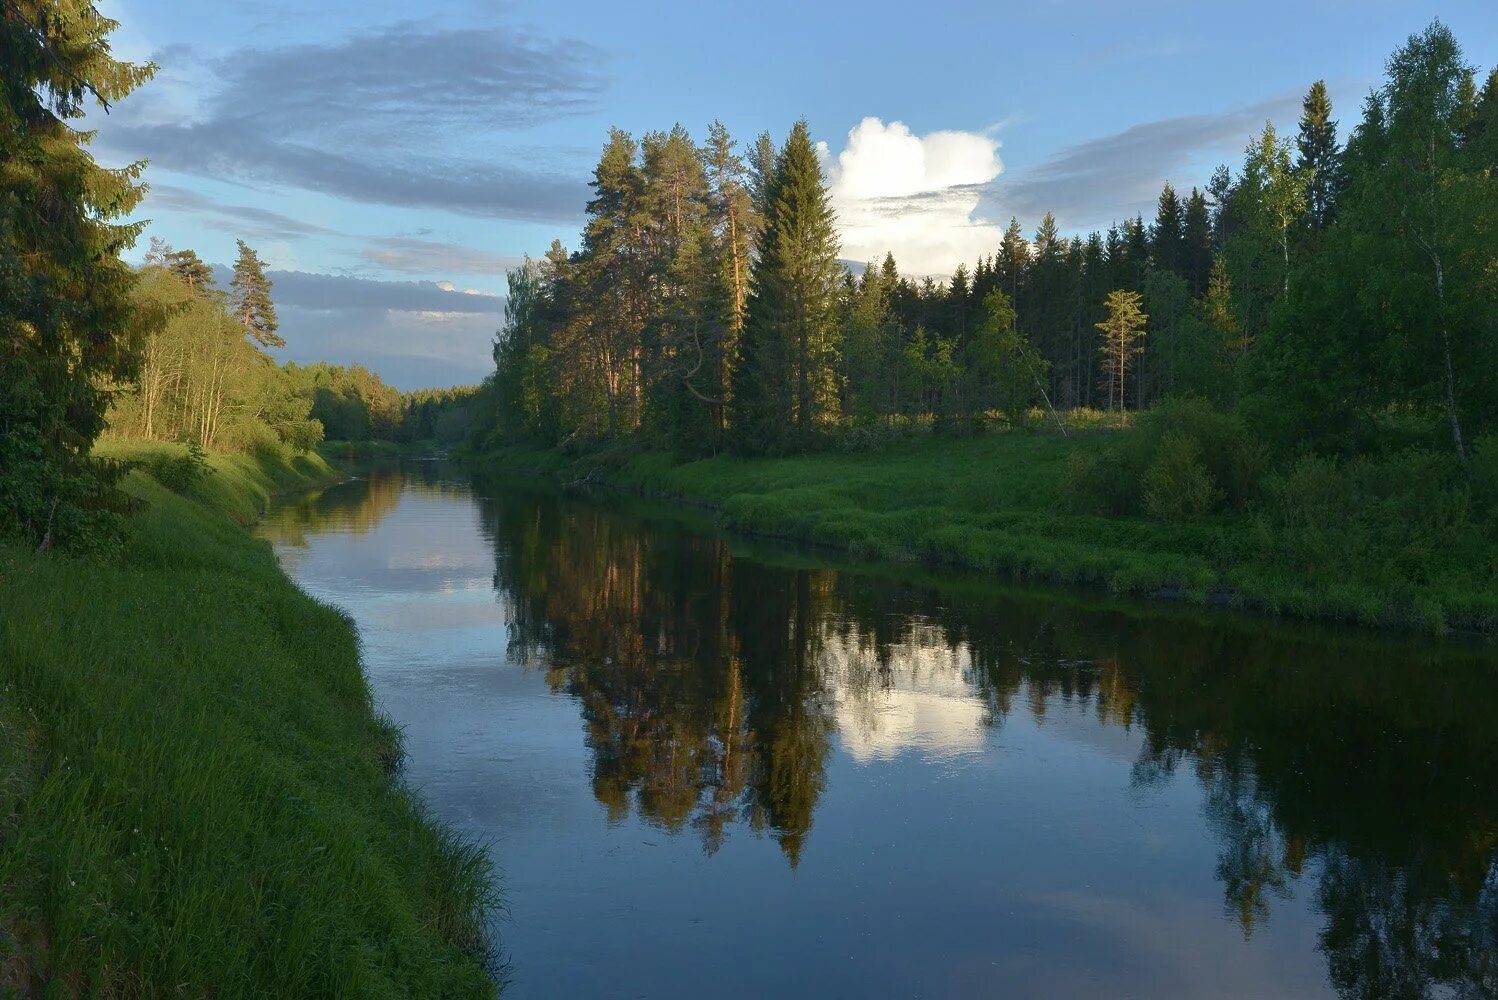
822,117,1004,277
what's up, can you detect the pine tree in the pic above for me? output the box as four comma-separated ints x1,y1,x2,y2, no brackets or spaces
1096,289,1148,417
1203,258,1242,353
948,262,971,344
580,128,647,435
1296,80,1343,232
165,248,215,296
230,240,282,348
1123,216,1150,288
731,121,843,452
1,1,157,548
703,121,752,434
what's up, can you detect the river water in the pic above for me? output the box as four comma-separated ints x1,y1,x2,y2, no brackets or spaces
261,463,1497,999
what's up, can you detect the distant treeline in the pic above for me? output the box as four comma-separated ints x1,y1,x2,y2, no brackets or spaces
106,242,479,453
474,21,1496,470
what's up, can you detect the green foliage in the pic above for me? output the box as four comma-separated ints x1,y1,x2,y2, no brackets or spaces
1142,432,1219,522
963,289,1048,429
229,239,281,348
732,119,844,452
467,18,1497,633
1064,398,1265,518
487,428,1498,632
1467,433,1498,522
0,443,497,994
1246,21,1497,463
109,266,322,454
0,1,157,551
146,440,210,493
1256,449,1486,627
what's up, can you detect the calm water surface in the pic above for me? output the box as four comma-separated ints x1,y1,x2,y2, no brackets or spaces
261,464,1498,999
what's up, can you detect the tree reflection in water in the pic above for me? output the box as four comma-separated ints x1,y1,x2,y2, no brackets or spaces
459,479,1494,998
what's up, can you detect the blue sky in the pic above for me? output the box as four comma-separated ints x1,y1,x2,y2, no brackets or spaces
95,0,1495,388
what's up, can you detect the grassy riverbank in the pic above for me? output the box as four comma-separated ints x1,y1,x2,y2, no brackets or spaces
480,431,1498,636
0,442,497,996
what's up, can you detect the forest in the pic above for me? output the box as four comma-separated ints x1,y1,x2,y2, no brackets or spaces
3,1,1497,994
475,22,1498,533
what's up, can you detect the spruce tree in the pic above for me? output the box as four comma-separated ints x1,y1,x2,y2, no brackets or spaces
230,240,282,348
1,1,156,548
995,218,1028,304
1467,68,1498,170
1183,188,1214,296
731,120,843,452
1150,182,1186,276
1296,80,1343,231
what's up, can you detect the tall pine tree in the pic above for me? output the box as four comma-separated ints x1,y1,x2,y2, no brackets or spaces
230,240,282,348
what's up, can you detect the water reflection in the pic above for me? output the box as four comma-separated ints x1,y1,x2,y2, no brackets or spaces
471,479,1498,996
269,468,1498,998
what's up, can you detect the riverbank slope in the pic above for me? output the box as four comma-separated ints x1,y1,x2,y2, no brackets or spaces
0,442,497,996
478,433,1498,636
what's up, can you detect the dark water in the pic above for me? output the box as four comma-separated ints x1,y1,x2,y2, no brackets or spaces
261,464,1498,999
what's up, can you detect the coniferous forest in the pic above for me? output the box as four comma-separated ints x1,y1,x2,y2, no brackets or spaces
476,23,1497,513
3,2,1498,996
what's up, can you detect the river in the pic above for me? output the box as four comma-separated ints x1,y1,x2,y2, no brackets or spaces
260,462,1497,999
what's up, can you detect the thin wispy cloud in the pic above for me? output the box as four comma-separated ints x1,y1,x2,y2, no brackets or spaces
359,237,524,277
147,184,337,240
104,21,601,221
260,271,503,314
992,93,1303,231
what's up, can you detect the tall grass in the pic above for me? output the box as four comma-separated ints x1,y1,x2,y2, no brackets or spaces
0,441,498,997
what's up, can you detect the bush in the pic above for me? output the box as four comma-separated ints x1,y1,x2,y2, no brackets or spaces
1133,398,1266,509
148,441,211,493
1142,432,1219,522
1061,444,1138,515
1062,397,1262,517
838,421,899,454
1259,448,1477,586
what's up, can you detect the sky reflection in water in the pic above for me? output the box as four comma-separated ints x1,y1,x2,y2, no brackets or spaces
262,466,1498,1000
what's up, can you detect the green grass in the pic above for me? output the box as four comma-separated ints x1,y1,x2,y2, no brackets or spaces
0,441,497,997
482,431,1498,635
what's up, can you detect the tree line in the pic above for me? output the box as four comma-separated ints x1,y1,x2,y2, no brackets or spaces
109,242,479,454
476,21,1496,469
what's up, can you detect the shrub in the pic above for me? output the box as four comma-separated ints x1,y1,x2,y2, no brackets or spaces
1133,397,1265,509
1062,443,1137,515
838,422,898,454
1062,397,1262,517
1142,432,1219,522
1259,448,1479,588
148,442,211,493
